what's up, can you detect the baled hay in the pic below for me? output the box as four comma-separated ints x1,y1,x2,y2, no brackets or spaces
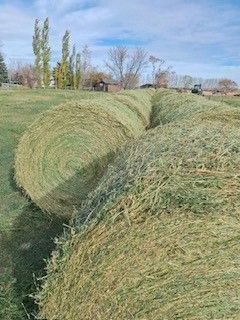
15,90,153,218
151,89,234,127
38,118,240,319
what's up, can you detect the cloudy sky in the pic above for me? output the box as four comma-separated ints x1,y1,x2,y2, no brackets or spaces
0,0,240,83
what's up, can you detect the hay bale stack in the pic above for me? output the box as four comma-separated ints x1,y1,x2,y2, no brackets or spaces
151,89,234,127
38,119,240,319
15,90,153,218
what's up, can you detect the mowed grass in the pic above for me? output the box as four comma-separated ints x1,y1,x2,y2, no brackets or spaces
0,88,101,319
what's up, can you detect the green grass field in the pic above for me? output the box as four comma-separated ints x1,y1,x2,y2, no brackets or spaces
0,89,239,319
0,88,102,319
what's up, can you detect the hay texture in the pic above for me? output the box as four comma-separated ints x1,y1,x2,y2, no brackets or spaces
38,117,240,319
15,90,153,218
151,89,234,127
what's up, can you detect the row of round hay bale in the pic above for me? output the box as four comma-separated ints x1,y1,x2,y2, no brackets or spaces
151,89,235,127
15,89,154,219
37,114,240,319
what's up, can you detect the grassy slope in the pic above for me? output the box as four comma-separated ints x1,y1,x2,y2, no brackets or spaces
0,88,100,319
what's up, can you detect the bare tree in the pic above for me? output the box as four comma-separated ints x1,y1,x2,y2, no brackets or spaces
106,46,147,89
182,75,193,89
123,73,139,89
149,55,159,85
217,78,238,94
149,55,165,86
155,68,174,88
10,62,37,88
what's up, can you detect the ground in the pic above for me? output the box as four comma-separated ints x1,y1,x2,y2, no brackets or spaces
0,89,239,319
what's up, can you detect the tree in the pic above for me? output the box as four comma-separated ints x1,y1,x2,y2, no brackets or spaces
155,69,173,88
61,30,70,89
32,19,42,86
149,55,164,85
217,78,238,94
123,73,139,89
75,53,81,89
53,62,63,89
69,45,76,89
69,46,82,90
106,46,147,89
81,45,92,85
42,17,51,87
182,75,193,89
86,71,111,87
10,63,37,88
0,53,8,84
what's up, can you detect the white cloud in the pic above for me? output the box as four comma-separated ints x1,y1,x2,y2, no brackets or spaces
0,0,240,83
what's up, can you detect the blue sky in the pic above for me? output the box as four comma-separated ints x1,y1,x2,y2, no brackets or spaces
0,0,240,83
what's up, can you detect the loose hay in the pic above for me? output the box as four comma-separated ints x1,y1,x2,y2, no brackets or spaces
15,90,153,218
37,118,240,319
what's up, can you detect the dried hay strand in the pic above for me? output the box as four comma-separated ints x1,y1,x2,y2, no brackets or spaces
38,118,240,319
151,89,234,127
15,90,153,218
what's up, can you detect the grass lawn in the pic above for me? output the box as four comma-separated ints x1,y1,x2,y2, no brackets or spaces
0,88,100,319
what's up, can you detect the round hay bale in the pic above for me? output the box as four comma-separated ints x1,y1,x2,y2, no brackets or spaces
151,89,233,127
37,119,240,319
15,90,153,218
112,89,154,127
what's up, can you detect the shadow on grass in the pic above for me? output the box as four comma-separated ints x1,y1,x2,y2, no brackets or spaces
3,202,66,318
3,150,119,318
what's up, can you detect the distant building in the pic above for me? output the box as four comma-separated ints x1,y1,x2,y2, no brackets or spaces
93,80,121,92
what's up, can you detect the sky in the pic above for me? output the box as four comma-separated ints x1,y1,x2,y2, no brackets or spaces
0,0,240,83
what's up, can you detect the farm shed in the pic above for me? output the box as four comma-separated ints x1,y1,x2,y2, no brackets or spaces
93,80,121,92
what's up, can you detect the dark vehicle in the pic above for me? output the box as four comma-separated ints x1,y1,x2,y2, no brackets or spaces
191,84,203,95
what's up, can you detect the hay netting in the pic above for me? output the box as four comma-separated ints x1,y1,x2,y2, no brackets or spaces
37,118,240,319
15,89,153,218
151,89,235,127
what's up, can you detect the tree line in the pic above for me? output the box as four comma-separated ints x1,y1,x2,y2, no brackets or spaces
0,17,238,93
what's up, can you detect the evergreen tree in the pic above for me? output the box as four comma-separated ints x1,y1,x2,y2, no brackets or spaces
42,17,51,87
0,53,8,84
61,30,70,89
32,19,42,87
69,45,76,89
75,52,81,89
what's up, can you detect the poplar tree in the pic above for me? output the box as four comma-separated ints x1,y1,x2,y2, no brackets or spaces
0,52,8,84
75,53,81,89
42,17,51,87
32,19,42,87
81,44,91,85
53,62,63,89
61,30,70,89
69,45,76,89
